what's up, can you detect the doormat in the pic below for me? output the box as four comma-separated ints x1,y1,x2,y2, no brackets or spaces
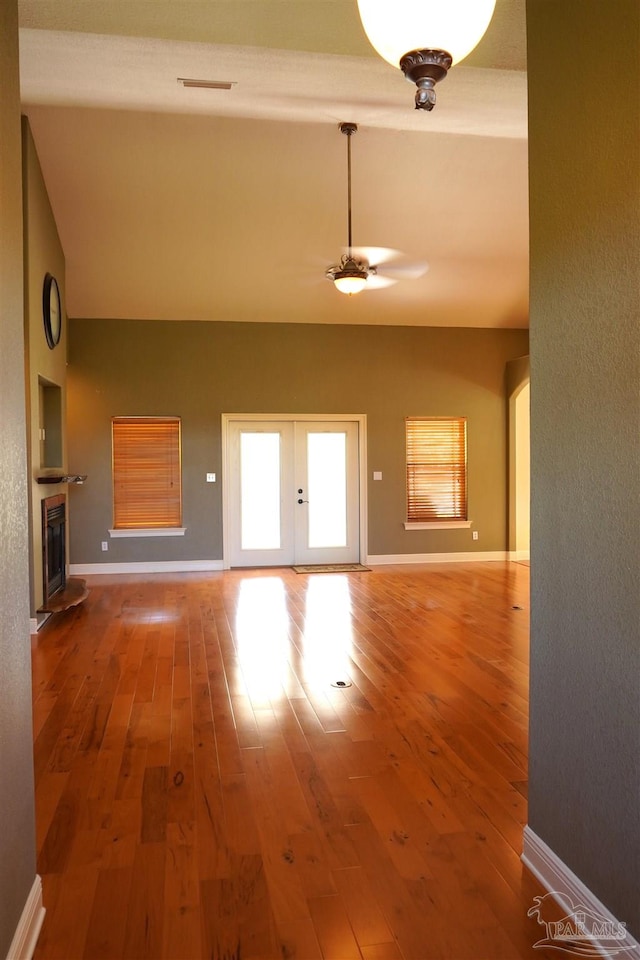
292,563,371,574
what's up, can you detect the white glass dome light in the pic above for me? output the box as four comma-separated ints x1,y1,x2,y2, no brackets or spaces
326,254,370,295
356,0,498,68
357,0,497,110
333,272,368,296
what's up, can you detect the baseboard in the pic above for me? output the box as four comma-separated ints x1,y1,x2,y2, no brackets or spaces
522,826,639,958
29,613,53,636
509,549,530,561
68,560,224,575
366,551,509,565
6,875,45,960
70,555,517,574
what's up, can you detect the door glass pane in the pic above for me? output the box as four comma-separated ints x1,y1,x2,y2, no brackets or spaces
307,432,347,548
240,432,281,550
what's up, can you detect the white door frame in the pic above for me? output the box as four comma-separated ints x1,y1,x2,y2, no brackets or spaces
221,413,368,570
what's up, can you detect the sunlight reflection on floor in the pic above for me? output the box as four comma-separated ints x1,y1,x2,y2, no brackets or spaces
235,577,291,701
233,574,355,701
301,576,354,693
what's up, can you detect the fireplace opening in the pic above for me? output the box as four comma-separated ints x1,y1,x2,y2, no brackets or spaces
42,494,66,602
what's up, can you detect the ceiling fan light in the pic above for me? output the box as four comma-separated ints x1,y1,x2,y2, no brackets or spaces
326,255,370,295
334,274,368,295
356,0,497,108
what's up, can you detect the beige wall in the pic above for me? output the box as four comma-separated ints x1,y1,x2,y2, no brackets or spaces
528,0,640,936
23,119,68,612
506,354,530,555
0,1,38,953
66,319,527,565
514,382,530,556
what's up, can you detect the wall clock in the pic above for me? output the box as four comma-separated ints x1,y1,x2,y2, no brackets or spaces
43,273,62,349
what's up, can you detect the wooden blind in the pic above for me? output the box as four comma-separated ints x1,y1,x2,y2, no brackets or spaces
112,417,181,529
406,417,467,522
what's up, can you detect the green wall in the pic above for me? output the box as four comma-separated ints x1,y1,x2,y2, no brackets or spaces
0,0,38,954
67,320,527,564
528,0,640,936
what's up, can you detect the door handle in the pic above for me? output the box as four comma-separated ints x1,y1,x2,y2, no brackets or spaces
297,498,309,504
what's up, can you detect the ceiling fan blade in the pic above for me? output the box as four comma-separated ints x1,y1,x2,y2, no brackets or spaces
376,260,429,280
366,273,397,290
344,246,402,267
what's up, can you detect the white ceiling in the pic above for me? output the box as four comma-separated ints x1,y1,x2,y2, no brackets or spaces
18,0,530,327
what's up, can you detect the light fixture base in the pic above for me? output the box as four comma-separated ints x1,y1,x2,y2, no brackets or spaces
399,49,453,110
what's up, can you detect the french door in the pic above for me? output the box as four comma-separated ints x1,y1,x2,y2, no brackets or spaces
225,418,361,567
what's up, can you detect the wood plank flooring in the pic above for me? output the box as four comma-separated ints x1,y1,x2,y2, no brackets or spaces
31,562,553,959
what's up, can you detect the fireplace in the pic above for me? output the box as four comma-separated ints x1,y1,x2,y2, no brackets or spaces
42,494,66,602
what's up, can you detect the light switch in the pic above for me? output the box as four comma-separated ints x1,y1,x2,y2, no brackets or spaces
373,471,382,481
206,473,216,483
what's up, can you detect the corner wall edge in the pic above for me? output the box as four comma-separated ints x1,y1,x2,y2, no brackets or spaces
522,825,639,959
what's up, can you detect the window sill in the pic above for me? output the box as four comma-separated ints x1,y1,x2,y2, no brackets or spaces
404,521,472,530
109,527,186,538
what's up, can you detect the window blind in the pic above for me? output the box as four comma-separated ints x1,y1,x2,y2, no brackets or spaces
112,417,182,529
406,417,467,522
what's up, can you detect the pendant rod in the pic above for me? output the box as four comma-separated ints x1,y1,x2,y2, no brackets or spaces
347,127,353,255
340,122,358,258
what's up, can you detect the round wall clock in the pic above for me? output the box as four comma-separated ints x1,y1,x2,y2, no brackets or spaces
43,273,62,349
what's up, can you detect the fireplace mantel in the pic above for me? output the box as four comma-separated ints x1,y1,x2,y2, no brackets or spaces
36,474,87,485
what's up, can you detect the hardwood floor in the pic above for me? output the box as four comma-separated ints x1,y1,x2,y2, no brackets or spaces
31,562,552,959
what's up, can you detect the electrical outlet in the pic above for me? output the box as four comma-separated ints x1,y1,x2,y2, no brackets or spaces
101,541,108,551
206,473,216,482
472,531,479,541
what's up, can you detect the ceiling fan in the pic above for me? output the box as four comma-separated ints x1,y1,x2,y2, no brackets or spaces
325,122,428,295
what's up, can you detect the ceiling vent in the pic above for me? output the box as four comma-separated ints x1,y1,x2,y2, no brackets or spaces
177,78,236,90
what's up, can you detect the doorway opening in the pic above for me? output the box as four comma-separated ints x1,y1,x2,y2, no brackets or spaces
509,380,530,561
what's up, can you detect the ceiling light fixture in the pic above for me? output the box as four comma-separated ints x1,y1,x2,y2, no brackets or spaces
356,0,497,110
326,123,370,296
